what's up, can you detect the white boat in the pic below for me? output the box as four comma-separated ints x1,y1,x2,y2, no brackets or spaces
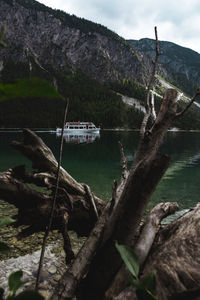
56,132,100,144
56,122,100,134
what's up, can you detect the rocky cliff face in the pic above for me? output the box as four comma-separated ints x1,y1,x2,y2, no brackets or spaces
0,0,150,83
128,38,200,95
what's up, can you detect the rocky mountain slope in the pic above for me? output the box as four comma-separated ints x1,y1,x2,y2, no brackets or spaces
128,38,200,96
0,0,200,129
0,0,150,84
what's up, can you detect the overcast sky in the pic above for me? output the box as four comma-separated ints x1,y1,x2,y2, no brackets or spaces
39,0,200,54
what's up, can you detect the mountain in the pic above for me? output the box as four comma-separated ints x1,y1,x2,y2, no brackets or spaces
128,38,200,96
0,0,200,130
0,0,150,84
0,0,152,129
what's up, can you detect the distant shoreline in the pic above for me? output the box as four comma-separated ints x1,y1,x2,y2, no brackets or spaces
0,128,200,133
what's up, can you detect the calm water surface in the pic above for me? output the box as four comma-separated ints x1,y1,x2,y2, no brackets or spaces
0,130,200,210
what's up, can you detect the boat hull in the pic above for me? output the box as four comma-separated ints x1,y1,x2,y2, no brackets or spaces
56,128,100,134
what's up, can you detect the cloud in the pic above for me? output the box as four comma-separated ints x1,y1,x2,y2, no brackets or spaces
38,0,200,53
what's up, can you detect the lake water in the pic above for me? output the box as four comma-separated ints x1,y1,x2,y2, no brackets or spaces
0,130,200,210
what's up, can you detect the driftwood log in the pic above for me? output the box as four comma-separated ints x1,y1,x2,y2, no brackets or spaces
113,204,200,300
143,203,200,300
0,129,105,263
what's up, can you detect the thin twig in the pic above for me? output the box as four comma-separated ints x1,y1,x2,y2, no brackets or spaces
109,180,118,215
35,97,69,291
140,26,160,137
84,184,99,220
150,91,157,120
176,88,200,117
118,141,128,180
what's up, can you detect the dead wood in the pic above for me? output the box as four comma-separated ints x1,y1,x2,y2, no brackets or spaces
0,130,105,264
112,286,137,300
176,87,200,117
142,203,200,300
52,153,171,300
50,88,181,300
105,202,179,299
11,129,84,195
134,201,179,265
140,26,160,137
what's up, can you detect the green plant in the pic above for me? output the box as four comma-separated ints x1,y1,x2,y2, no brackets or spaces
0,218,44,299
115,241,158,300
6,271,28,299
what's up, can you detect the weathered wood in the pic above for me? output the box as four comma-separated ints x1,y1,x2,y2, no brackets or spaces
112,287,137,300
50,88,180,299
134,201,179,265
143,203,200,300
0,130,105,264
0,168,103,233
104,202,179,299
11,129,84,195
51,153,171,300
75,89,179,300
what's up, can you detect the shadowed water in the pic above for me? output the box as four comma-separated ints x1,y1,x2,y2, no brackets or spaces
0,130,200,209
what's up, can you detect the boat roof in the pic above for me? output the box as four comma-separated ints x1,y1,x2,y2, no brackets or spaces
66,122,95,125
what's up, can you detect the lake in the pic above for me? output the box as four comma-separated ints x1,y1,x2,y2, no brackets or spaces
0,130,200,210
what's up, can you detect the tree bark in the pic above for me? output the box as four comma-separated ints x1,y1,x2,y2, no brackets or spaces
1,88,198,300
0,130,105,262
143,203,200,300
105,202,179,299
72,89,180,300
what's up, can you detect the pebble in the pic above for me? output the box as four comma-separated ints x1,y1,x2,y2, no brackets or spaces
48,266,57,274
0,244,67,299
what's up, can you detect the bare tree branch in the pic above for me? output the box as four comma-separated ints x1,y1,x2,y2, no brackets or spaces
105,202,179,299
176,88,200,117
140,26,160,137
83,184,99,220
35,98,69,290
150,91,157,120
119,141,128,180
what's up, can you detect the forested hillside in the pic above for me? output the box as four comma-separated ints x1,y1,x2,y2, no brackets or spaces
0,0,200,129
128,38,200,96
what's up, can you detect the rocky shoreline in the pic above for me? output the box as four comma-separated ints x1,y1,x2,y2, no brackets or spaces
0,245,66,299
0,231,86,299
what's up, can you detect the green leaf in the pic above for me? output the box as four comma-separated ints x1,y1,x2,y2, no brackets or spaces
136,289,156,300
115,241,139,278
15,290,45,300
0,42,7,48
0,241,10,252
0,217,15,227
140,271,157,295
8,271,28,295
128,276,141,288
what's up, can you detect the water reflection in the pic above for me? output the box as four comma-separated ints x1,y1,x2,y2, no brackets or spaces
56,132,100,144
0,130,200,208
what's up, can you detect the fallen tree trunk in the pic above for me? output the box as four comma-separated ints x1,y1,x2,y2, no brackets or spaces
112,204,200,300
0,130,105,262
105,202,179,299
143,203,200,300
51,89,182,300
